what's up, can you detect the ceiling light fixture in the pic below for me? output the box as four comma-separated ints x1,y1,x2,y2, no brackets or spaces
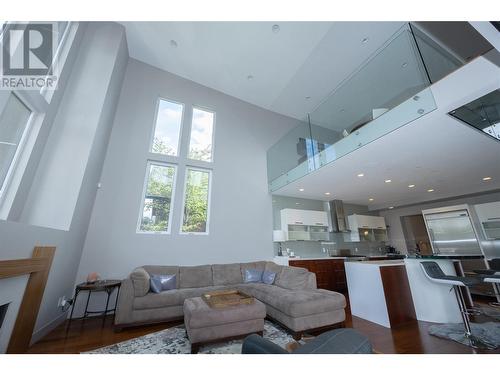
389,206,394,209
427,189,434,192
170,39,178,48
408,184,415,188
325,192,331,196
401,62,408,68
483,176,492,181
272,24,280,33
305,96,311,100
385,179,392,183
299,188,304,192
357,173,364,177
369,198,374,202
295,202,300,205
247,75,254,80
361,37,369,44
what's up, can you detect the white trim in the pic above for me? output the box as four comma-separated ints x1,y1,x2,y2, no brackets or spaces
187,105,216,163
179,166,212,235
148,97,185,158
136,160,178,235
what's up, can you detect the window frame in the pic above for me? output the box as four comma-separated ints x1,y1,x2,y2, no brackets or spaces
136,160,178,235
179,166,213,235
148,97,185,158
187,105,216,163
0,92,35,200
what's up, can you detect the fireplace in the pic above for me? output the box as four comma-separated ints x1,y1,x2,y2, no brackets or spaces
0,303,9,331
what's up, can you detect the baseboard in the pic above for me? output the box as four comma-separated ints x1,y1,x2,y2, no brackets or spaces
30,311,67,346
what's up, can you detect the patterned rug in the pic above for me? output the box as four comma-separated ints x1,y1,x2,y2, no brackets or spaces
428,321,500,349
84,321,295,354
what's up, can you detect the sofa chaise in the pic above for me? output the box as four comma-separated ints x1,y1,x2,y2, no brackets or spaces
115,261,346,338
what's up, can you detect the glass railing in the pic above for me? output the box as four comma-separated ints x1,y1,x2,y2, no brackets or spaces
268,23,440,192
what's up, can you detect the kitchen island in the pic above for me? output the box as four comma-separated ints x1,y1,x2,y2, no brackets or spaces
345,260,416,328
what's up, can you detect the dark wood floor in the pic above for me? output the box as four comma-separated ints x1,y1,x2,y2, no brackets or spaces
27,302,500,354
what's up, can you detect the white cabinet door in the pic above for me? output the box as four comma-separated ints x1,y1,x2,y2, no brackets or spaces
475,202,500,221
307,210,328,226
373,216,386,229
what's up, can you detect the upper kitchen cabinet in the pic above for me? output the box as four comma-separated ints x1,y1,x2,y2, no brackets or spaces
474,201,500,240
347,214,388,242
280,208,329,241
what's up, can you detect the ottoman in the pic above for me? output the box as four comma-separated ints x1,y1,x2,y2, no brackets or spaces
183,296,266,353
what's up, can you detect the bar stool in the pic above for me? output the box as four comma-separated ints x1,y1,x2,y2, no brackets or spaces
482,274,500,309
474,259,500,307
420,261,496,349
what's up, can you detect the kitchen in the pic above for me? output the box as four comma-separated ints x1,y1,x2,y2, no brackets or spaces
271,190,500,328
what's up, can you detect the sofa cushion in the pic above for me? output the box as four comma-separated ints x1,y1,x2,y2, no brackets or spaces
178,286,230,300
239,283,346,318
212,263,243,285
275,266,311,290
143,265,180,288
134,289,183,310
262,270,276,285
264,262,283,283
130,268,151,297
179,265,213,288
240,261,267,279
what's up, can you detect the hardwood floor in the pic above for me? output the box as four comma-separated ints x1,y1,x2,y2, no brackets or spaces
27,303,500,354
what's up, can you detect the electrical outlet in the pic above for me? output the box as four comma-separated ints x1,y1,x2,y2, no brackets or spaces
57,296,67,308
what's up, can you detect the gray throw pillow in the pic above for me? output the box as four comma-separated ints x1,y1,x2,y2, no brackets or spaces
150,274,177,293
262,270,276,285
244,268,263,283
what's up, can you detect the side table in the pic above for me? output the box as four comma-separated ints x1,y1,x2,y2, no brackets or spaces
68,279,121,324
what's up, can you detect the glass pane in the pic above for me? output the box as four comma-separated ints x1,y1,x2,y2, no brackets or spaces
151,99,184,156
0,93,31,190
188,108,214,162
139,164,176,232
182,169,210,233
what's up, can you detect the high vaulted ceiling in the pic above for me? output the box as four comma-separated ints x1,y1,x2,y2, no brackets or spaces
120,21,405,121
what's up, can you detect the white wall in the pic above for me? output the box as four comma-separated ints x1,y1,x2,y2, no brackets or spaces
76,58,301,294
0,22,128,350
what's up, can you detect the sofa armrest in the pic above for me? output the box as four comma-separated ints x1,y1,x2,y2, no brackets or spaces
241,334,289,354
114,278,135,326
130,267,150,297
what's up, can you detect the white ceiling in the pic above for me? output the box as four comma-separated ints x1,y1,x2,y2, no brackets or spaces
273,55,500,209
120,21,405,121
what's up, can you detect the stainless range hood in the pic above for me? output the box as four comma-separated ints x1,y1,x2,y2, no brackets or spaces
324,200,350,233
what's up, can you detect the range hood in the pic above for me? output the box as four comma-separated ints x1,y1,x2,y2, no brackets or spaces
324,200,350,233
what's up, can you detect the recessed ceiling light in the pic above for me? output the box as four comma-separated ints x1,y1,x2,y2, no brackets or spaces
247,75,254,80
427,189,434,192
325,192,331,196
340,109,345,113
170,39,178,48
272,24,280,33
299,188,304,192
401,62,408,68
389,206,394,209
385,179,392,183
357,173,364,177
408,184,415,188
361,37,369,44
295,202,300,205
483,176,492,181
369,198,374,202
305,96,311,100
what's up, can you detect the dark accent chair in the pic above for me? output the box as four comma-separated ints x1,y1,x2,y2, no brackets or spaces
241,328,372,354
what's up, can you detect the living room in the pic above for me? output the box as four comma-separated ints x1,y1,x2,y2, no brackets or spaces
1,1,500,373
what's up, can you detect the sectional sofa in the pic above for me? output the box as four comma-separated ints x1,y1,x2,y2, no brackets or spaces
115,261,346,338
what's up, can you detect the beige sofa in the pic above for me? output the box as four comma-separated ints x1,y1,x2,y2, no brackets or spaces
115,261,346,338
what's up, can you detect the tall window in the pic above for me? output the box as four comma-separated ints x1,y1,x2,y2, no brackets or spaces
181,168,211,234
138,99,214,234
138,163,177,233
0,93,32,195
151,99,184,156
188,107,215,162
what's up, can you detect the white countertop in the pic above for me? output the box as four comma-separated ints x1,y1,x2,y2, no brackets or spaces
346,260,405,267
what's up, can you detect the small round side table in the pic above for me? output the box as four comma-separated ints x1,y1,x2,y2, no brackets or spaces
68,279,121,323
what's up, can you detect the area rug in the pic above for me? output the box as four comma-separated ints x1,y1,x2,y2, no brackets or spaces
84,321,295,354
428,321,500,349
482,307,500,321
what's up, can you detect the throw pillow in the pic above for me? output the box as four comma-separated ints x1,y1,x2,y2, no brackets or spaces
150,274,177,293
243,268,263,283
262,270,276,285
